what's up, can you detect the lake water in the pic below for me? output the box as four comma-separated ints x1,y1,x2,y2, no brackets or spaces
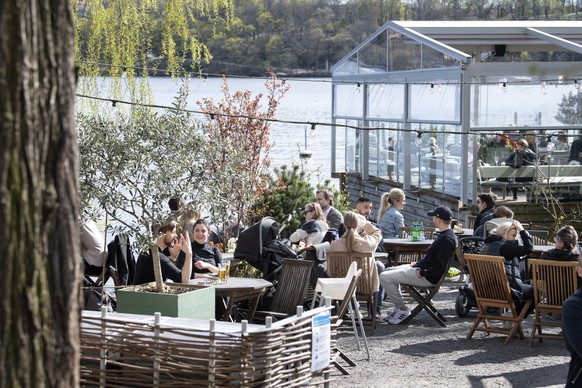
146,76,335,187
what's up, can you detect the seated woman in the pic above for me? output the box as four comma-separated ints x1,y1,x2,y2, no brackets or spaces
133,220,193,285
289,203,329,246
479,220,534,314
329,212,382,317
540,225,580,262
329,212,382,253
177,219,222,277
378,188,406,239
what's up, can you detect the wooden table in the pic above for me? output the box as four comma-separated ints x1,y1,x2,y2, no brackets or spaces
529,245,553,259
435,228,475,238
189,277,272,322
383,238,434,266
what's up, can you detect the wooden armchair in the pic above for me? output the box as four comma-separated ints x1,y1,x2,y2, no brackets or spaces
529,259,578,346
400,248,456,327
252,259,313,322
464,254,532,344
327,252,378,333
527,230,552,246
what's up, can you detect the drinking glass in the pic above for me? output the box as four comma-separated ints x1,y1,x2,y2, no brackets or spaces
218,263,228,284
223,260,231,279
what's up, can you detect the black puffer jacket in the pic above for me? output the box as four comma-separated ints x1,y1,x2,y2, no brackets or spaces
479,230,533,298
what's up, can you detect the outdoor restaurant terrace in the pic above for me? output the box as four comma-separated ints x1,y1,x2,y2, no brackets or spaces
330,21,582,225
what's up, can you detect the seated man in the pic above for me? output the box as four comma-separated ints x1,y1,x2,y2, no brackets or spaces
379,206,457,325
81,219,107,276
133,219,193,285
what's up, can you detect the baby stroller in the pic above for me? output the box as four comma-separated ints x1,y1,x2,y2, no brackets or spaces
234,216,298,283
455,236,483,317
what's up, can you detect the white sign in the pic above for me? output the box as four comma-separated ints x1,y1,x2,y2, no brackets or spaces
311,311,331,372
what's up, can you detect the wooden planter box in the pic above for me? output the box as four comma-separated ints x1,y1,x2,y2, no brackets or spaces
116,283,215,319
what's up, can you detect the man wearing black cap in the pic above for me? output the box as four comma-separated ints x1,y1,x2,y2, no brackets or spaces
379,206,457,325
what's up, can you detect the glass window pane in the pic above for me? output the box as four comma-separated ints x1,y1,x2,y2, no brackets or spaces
409,82,461,122
334,84,364,118
367,83,405,120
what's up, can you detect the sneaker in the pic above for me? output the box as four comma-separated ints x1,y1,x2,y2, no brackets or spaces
383,309,399,323
388,309,411,325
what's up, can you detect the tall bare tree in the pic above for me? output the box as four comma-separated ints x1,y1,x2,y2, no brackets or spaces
0,1,79,386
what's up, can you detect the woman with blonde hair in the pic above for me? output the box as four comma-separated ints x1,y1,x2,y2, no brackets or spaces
303,202,328,228
329,211,381,253
479,220,534,314
289,202,329,246
378,188,406,239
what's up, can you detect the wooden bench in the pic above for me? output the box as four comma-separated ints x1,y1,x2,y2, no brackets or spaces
477,164,582,199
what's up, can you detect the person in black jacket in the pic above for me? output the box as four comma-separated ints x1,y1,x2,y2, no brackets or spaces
562,255,582,388
379,206,457,325
133,220,193,285
177,218,222,277
479,220,533,313
497,138,537,200
569,134,582,165
541,225,580,262
472,192,496,237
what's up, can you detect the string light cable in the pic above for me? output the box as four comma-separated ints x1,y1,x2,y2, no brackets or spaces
77,93,580,140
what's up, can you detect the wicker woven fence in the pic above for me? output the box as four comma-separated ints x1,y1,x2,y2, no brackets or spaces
80,306,335,387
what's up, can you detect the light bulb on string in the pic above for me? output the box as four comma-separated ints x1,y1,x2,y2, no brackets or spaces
540,82,547,95
203,74,208,85
575,80,581,91
309,122,317,138
558,75,564,85
356,82,361,93
498,78,507,93
415,131,423,147
437,84,442,94
430,83,435,94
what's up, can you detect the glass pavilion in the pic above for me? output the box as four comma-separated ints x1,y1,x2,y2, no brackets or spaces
330,21,582,203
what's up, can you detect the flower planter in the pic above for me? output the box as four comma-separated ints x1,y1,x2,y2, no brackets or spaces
116,283,215,319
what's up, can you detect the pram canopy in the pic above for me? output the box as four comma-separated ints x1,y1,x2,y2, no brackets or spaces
235,217,297,278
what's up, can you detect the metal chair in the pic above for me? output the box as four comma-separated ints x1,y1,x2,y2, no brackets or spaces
464,254,532,344
327,252,378,333
529,259,578,346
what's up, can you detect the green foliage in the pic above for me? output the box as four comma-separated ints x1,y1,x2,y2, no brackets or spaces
254,164,316,239
78,80,207,249
555,91,582,125
196,72,290,241
74,0,233,76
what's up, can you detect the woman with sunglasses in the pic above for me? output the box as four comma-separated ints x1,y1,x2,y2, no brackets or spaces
289,203,329,246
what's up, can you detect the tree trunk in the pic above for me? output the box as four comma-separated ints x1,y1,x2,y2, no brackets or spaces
0,1,79,386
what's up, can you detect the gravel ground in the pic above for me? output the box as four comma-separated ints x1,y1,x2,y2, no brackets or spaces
326,278,570,388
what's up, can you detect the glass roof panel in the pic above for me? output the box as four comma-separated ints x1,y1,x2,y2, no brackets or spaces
388,29,421,71
358,30,388,74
